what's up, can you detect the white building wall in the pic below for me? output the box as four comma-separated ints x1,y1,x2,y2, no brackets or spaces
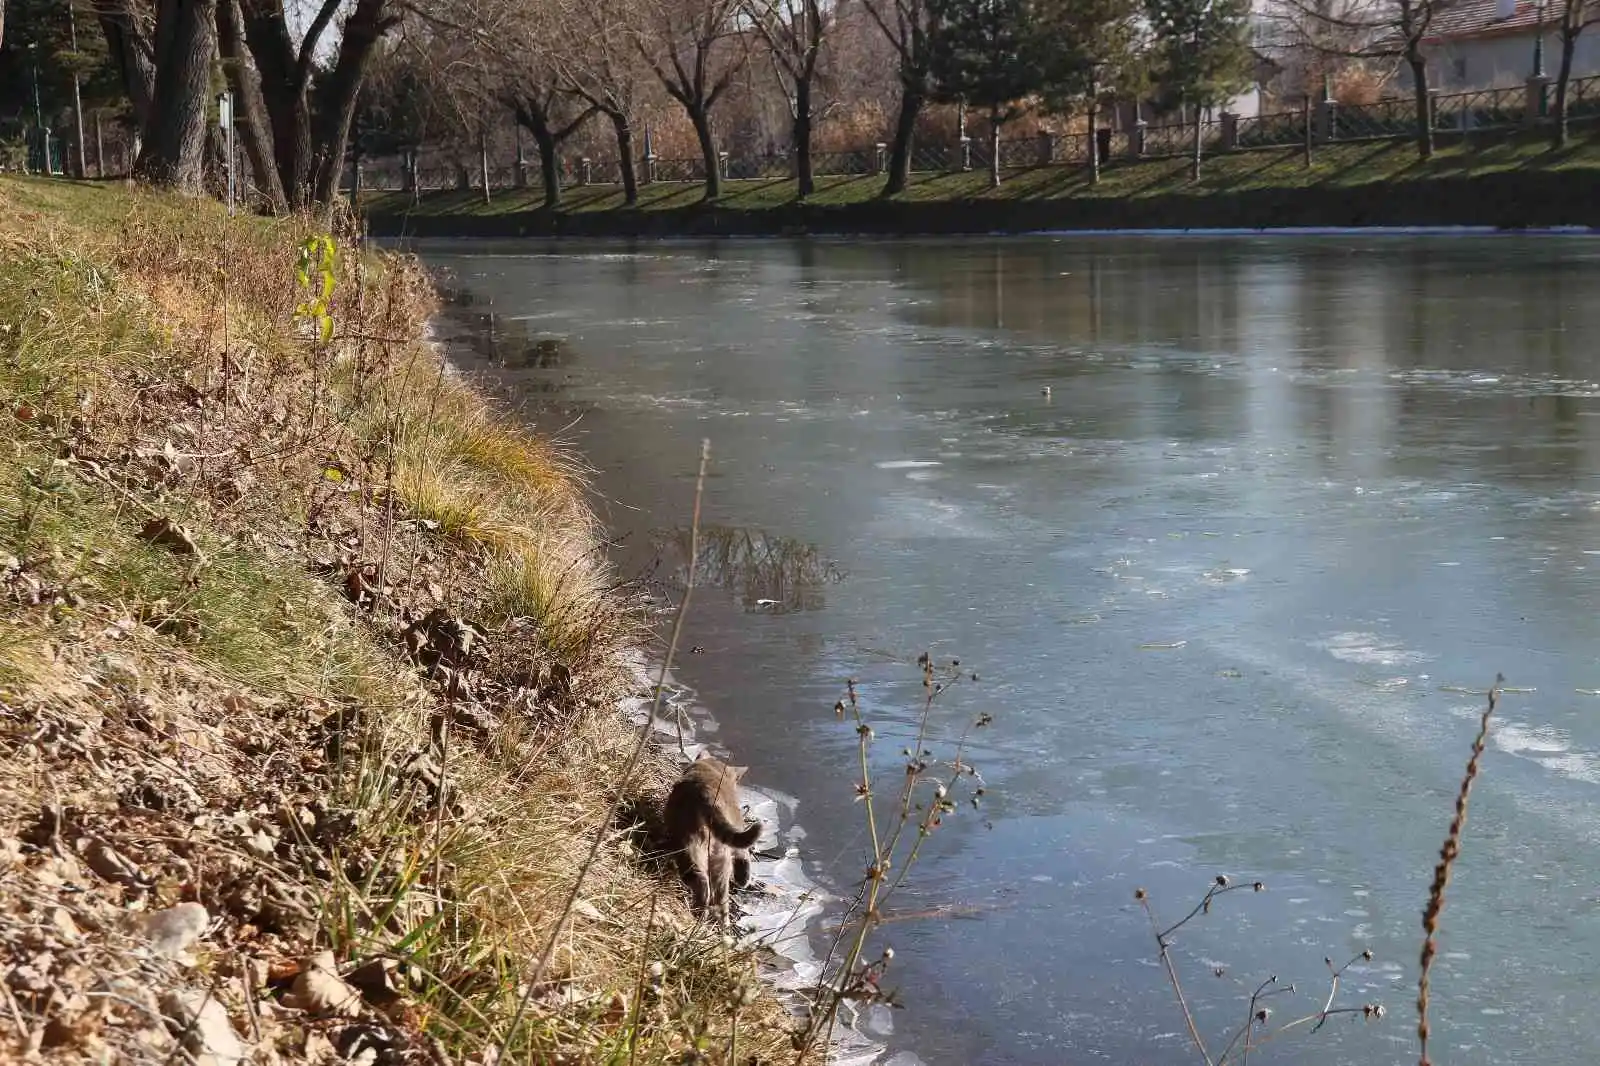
1401,30,1600,91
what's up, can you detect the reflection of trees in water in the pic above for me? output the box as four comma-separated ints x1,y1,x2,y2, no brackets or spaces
432,303,574,371
652,525,845,613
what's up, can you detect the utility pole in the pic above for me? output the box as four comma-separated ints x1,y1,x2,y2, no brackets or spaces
68,2,87,177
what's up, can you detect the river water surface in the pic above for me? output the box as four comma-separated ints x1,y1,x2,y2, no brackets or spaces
418,235,1600,1066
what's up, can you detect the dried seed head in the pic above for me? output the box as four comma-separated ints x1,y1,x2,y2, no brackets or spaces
1253,881,1265,892
1255,1008,1271,1024
1215,874,1229,887
1134,888,1147,901
834,700,846,717
882,947,895,961
934,783,947,799
1362,949,1373,961
647,961,665,978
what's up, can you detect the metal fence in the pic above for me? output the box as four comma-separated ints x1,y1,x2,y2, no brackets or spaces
360,72,1600,195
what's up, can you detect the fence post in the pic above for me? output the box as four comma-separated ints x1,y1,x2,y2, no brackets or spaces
718,150,730,179
1128,119,1146,160
1035,130,1054,165
958,135,972,172
1317,98,1337,142
455,164,469,191
644,151,656,184
874,142,887,174
1526,75,1552,121
579,157,591,186
1220,111,1239,151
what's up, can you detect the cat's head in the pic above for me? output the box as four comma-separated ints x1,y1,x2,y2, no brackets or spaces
694,752,748,780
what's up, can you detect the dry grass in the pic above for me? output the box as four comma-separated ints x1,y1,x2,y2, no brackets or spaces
0,177,807,1065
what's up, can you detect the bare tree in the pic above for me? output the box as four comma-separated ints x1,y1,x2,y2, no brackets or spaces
236,0,400,207
1553,0,1599,146
131,0,217,194
634,0,747,200
742,0,843,197
1267,0,1445,158
462,0,599,208
539,0,649,204
861,0,936,196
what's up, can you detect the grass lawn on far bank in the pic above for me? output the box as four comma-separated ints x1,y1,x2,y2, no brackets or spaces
362,126,1600,230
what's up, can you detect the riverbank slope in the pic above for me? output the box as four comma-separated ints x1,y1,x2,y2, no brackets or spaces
0,178,803,1064
363,128,1600,237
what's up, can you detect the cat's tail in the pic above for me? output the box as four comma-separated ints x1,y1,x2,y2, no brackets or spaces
708,808,762,849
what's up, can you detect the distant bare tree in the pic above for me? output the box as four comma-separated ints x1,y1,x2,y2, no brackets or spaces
634,0,747,200
861,0,936,196
1268,0,1448,158
742,0,844,197
1554,0,1600,146
532,0,651,204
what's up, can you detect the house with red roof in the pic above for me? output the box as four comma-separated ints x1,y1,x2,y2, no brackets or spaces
1415,0,1600,91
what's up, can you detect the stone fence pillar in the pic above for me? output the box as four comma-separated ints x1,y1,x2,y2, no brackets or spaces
1128,120,1146,160
1526,75,1551,121
1036,130,1054,165
1220,112,1239,150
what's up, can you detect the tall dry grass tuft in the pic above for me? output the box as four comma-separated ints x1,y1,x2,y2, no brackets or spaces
1417,674,1502,1066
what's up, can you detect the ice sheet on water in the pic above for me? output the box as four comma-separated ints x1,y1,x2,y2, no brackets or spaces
1315,631,1429,667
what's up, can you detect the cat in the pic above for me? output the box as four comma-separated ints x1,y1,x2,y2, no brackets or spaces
662,754,763,925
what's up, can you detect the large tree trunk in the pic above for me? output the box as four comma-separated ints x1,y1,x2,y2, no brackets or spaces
217,0,287,211
883,81,923,197
689,105,721,200
535,125,560,208
239,0,312,204
609,110,638,206
793,77,814,198
309,0,392,206
134,0,218,195
513,99,563,209
1554,28,1577,148
1408,51,1433,159
98,2,156,132
988,109,1001,188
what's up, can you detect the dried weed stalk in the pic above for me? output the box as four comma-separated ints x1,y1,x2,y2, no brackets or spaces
1418,674,1501,1066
